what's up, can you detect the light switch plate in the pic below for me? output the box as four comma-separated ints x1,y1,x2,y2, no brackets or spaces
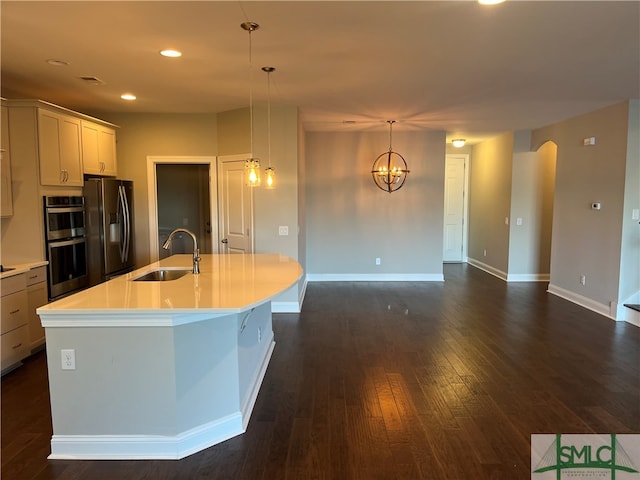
278,226,288,236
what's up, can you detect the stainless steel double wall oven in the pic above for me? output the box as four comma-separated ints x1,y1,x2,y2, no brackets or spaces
43,196,89,299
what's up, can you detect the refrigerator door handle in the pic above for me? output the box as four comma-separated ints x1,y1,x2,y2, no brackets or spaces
118,185,131,263
117,186,127,263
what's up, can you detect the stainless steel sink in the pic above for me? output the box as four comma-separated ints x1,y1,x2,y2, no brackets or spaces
132,269,191,282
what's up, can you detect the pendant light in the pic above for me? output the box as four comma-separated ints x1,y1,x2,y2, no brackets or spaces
241,21,260,187
371,120,410,193
262,66,276,189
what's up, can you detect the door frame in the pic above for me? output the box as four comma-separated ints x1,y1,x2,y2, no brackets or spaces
443,153,470,263
146,155,218,262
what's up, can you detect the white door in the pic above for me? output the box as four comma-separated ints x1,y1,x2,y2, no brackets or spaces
443,155,467,262
218,155,254,253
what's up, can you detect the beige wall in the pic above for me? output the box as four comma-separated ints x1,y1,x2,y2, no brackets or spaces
508,132,556,277
97,113,218,267
468,132,514,274
305,130,446,277
619,99,639,303
531,101,630,311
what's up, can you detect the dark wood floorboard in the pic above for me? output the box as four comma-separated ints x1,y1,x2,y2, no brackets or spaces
2,264,639,479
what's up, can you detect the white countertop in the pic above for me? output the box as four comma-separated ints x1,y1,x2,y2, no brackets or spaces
0,261,48,279
37,254,302,326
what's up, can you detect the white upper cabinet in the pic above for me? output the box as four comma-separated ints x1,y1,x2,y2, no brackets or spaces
82,120,117,177
1,105,14,217
38,109,83,186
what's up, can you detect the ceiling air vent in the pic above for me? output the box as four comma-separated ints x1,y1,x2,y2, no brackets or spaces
79,76,106,86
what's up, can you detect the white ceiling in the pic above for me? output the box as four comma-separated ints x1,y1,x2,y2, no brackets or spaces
2,1,639,143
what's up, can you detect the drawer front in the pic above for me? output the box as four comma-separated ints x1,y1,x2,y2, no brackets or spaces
1,273,26,296
1,324,29,370
1,290,28,334
26,266,47,286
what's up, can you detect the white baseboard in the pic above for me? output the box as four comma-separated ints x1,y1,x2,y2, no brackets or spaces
467,258,507,281
306,273,444,282
547,283,615,321
506,273,550,282
49,413,244,460
467,258,549,283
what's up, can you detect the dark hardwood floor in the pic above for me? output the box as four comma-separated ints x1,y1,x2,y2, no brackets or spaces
2,264,639,479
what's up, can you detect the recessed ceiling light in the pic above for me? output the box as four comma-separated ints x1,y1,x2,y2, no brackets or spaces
478,0,506,4
120,93,137,101
160,49,182,58
46,59,69,66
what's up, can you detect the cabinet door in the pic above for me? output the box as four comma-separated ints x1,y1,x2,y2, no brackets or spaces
27,281,47,351
98,127,117,176
82,121,117,176
59,115,83,185
1,105,13,217
38,109,83,186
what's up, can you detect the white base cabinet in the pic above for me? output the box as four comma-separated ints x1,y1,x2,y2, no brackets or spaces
26,266,48,352
1,274,29,373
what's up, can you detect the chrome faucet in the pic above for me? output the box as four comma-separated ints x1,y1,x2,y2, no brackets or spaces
162,228,201,274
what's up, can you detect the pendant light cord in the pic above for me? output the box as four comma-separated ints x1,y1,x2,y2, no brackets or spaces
267,70,271,167
248,29,254,157
388,120,395,152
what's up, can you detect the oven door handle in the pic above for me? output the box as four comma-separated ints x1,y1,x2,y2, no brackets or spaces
49,237,86,248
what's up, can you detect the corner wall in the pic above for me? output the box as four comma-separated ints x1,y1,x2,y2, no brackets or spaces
531,101,630,318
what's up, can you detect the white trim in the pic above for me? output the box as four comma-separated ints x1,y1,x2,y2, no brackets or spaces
547,283,616,321
506,273,550,282
49,413,244,460
467,258,549,283
147,156,218,263
306,273,444,282
467,258,507,281
271,301,301,313
617,290,640,326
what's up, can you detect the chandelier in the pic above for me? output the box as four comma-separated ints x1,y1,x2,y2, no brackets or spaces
241,21,261,187
371,120,409,193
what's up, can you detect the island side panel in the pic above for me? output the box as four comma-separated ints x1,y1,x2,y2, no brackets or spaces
237,300,274,417
45,326,179,435
173,314,241,433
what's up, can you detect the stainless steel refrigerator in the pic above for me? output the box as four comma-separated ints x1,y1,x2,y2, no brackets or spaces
84,178,135,287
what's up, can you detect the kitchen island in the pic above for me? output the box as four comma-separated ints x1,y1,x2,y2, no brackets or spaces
37,254,302,460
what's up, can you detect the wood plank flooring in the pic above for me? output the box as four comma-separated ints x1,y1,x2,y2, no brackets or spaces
2,264,639,479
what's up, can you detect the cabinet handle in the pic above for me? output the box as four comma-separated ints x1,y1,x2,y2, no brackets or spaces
9,308,20,314
28,275,37,280
11,343,23,350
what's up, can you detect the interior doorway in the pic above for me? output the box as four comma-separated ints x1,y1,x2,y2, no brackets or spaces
156,164,211,259
443,154,469,262
146,156,218,262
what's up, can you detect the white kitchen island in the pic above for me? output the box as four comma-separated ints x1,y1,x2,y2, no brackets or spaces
37,254,302,460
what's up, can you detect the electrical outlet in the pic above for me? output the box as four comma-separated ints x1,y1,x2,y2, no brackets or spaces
580,275,586,286
375,257,381,265
258,327,262,343
61,349,76,370
483,249,487,257
278,226,289,236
